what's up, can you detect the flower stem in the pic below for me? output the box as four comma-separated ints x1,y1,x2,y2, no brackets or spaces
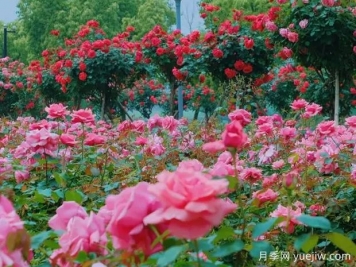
193,240,202,267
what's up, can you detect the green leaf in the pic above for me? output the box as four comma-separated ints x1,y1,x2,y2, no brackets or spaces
53,172,66,187
325,232,356,256
75,251,89,263
226,175,238,190
300,234,319,253
297,214,331,230
65,189,83,204
156,245,187,267
214,226,235,242
294,233,310,251
211,240,244,258
37,188,52,198
249,241,274,259
31,231,53,249
252,218,278,239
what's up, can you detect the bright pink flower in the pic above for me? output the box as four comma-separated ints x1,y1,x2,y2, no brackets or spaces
353,46,356,54
321,0,335,7
270,204,303,233
279,28,289,38
239,167,263,183
262,173,279,188
71,109,95,124
202,140,226,154
345,116,356,128
209,162,234,177
60,134,77,147
147,114,162,130
252,189,278,206
279,127,297,140
276,0,287,4
272,159,285,170
0,196,29,267
299,19,308,29
309,204,326,216
45,103,70,119
222,121,248,149
84,133,106,146
49,201,88,231
144,170,236,239
161,116,179,132
50,213,107,265
117,120,132,132
24,128,59,157
99,182,166,256
134,136,148,146
302,103,323,118
287,31,299,42
265,21,278,32
145,135,165,156
228,109,252,127
177,160,204,171
316,121,336,136
217,151,233,164
14,170,30,183
291,99,309,110
132,120,146,133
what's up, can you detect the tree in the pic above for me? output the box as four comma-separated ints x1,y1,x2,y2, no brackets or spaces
122,0,175,40
271,0,356,124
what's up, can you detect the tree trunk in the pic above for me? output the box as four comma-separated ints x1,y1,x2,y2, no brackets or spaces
169,81,176,117
334,70,340,125
100,91,106,121
193,105,200,120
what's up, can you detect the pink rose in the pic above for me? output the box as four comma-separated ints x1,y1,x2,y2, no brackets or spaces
50,213,107,266
302,103,323,118
345,116,356,128
252,189,278,206
71,109,95,124
99,182,166,256
84,133,106,146
270,204,303,233
287,31,299,42
49,201,88,231
228,109,252,126
144,170,236,239
60,133,77,147
222,121,248,149
272,159,285,170
177,159,204,171
279,28,289,38
161,116,179,132
0,196,29,266
291,99,309,110
316,121,336,136
202,140,226,154
239,167,263,183
45,103,70,119
299,19,308,29
25,128,59,157
321,0,335,7
15,170,30,183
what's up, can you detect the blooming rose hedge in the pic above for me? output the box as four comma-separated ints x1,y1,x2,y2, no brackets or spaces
1,100,356,266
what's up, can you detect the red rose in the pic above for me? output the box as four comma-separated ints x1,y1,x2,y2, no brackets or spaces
79,72,87,81
244,38,254,49
234,60,245,71
242,64,253,74
224,68,237,79
212,48,223,58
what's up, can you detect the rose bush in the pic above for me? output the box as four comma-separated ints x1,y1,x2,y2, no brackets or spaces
0,101,355,266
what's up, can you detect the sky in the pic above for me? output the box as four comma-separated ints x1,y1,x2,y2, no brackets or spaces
0,0,204,34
